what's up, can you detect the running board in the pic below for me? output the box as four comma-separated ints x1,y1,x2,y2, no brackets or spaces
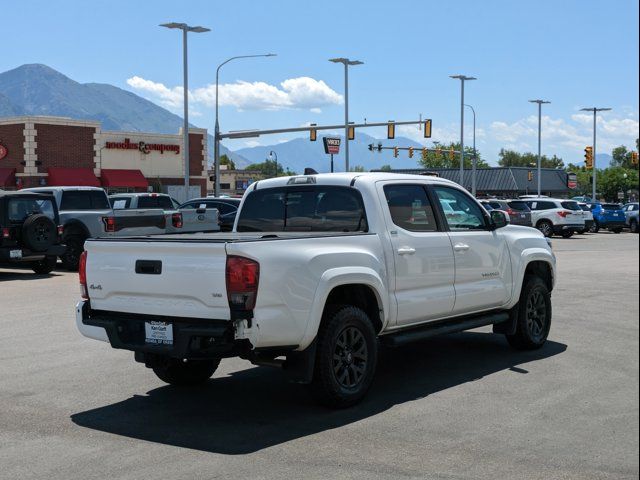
381,311,510,347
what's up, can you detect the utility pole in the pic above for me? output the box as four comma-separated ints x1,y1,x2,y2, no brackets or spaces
160,22,210,200
330,58,363,172
580,107,612,202
450,75,476,189
529,99,551,197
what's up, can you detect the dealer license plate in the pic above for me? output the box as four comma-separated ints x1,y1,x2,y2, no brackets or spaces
10,249,22,259
145,321,173,345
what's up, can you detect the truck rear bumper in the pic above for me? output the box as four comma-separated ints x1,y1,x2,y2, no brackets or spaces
76,301,247,359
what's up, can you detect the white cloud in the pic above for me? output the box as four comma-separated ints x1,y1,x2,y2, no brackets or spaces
127,75,343,112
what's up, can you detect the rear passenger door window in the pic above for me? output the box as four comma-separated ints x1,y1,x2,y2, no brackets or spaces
383,184,438,232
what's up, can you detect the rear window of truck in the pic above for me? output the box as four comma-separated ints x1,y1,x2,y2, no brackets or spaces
60,191,110,211
237,186,368,232
137,196,175,209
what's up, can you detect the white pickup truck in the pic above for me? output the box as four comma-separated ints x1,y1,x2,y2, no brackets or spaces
76,173,556,407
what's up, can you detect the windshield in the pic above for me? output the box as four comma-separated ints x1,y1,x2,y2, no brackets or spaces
236,186,367,232
8,198,56,222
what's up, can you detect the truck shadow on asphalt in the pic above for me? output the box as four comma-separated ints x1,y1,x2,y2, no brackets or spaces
71,332,566,455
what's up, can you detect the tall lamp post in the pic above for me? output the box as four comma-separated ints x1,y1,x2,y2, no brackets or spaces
160,22,210,199
214,53,276,196
268,150,278,178
529,99,551,197
329,57,363,172
450,75,476,189
580,107,612,202
464,104,477,196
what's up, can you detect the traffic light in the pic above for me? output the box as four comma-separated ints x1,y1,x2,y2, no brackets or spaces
528,170,533,182
393,147,399,158
310,123,317,141
423,119,432,138
584,146,593,169
387,121,395,139
377,142,383,152
421,148,428,161
449,147,455,160
348,123,355,140
408,147,414,158
632,151,639,166
368,143,373,152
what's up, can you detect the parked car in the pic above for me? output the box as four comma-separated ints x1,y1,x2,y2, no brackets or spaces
478,201,494,211
76,172,555,408
1,191,66,274
179,197,240,232
622,202,639,233
523,198,585,238
23,187,168,270
481,199,533,227
588,203,626,233
577,203,594,234
109,192,219,234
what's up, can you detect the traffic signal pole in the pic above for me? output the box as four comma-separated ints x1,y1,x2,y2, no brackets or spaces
592,110,597,202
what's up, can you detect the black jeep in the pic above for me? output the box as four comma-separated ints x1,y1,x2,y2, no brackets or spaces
0,191,66,274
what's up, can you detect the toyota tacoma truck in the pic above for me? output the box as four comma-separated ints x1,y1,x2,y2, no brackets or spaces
76,173,556,408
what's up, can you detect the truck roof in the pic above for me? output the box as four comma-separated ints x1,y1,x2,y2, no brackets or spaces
253,172,459,190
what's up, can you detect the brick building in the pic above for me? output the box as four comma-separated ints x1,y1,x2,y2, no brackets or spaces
0,116,208,200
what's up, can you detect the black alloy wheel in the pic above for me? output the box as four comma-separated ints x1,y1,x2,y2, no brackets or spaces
332,326,369,389
525,290,548,344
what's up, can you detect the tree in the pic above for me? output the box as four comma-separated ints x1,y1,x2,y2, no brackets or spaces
610,141,639,170
498,149,565,169
379,164,392,172
245,160,296,177
418,142,488,169
218,154,236,170
350,165,366,172
598,167,639,202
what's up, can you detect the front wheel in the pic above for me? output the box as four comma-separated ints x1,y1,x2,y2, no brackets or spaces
31,256,57,274
630,219,638,233
311,306,378,408
152,358,220,386
506,276,552,350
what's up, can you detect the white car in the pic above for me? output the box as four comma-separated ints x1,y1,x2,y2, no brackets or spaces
577,203,595,234
76,172,556,407
524,198,585,238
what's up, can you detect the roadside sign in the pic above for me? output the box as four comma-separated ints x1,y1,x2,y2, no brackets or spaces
323,137,341,155
617,191,624,200
567,172,578,189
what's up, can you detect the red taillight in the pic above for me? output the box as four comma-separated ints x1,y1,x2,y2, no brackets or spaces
172,212,183,228
102,216,116,233
506,208,516,217
557,211,569,218
79,251,88,299
226,255,259,311
1,227,10,239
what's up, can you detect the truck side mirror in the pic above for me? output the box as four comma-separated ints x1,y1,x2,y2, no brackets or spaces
490,210,510,230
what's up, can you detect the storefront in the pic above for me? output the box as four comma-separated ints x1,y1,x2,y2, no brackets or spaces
0,116,208,200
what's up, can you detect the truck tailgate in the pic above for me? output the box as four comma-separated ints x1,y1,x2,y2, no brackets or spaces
84,239,230,320
112,208,167,235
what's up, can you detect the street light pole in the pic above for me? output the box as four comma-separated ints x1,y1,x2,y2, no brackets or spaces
213,53,276,196
160,22,210,200
581,107,612,202
464,104,477,196
330,58,363,172
268,150,278,177
450,75,476,189
529,99,551,197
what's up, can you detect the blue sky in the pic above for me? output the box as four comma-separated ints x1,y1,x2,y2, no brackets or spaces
3,0,639,165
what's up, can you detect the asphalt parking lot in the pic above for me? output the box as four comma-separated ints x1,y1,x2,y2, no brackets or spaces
1,232,638,480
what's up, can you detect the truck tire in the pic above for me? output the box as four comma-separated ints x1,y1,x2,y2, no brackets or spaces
61,234,86,271
630,219,638,233
506,276,552,350
311,306,378,408
31,256,57,274
536,220,554,238
152,358,220,386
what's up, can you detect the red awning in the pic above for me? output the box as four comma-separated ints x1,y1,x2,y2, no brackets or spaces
100,169,148,188
0,168,16,188
47,168,101,187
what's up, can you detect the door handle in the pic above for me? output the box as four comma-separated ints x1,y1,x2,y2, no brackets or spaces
453,243,470,252
397,246,416,255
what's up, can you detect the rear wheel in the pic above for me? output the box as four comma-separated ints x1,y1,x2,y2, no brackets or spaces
631,219,638,233
311,306,378,408
506,276,552,350
152,358,220,386
31,256,57,274
61,234,86,271
536,220,554,238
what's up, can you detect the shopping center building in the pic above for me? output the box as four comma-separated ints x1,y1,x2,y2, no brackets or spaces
0,116,208,200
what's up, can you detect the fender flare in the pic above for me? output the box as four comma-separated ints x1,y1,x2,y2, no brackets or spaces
511,248,556,305
63,220,90,240
297,267,389,351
